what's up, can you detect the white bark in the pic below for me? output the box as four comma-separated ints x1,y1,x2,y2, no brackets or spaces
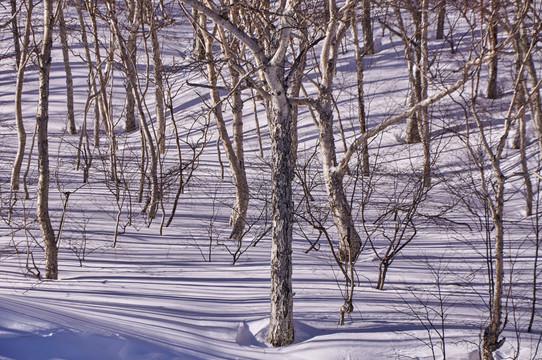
11,0,33,192
37,0,57,280
147,5,166,154
106,0,159,220
58,7,76,135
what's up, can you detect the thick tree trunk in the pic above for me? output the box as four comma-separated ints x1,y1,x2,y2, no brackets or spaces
267,91,294,347
11,0,33,191
37,0,58,280
177,0,296,346
58,8,76,135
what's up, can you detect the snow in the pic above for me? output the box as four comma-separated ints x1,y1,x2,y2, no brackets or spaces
1,3,542,360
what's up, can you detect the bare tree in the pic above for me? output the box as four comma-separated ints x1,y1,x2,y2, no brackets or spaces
11,0,34,192
177,0,300,346
10,0,21,67
105,0,160,220
361,0,374,55
145,1,167,154
58,5,76,134
37,0,58,280
485,0,499,99
350,9,370,176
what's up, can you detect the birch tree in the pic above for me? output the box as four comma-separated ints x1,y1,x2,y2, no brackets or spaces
11,0,34,192
178,0,300,346
145,0,166,154
485,0,499,99
58,5,76,135
105,0,160,220
37,0,58,280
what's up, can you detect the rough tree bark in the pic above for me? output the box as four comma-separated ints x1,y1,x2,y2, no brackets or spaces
178,0,298,346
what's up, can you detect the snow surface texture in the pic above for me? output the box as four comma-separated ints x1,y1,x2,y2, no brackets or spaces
1,3,542,360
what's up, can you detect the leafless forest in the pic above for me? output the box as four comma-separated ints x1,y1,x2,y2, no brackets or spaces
1,1,542,358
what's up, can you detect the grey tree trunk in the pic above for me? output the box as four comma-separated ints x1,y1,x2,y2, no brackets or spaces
147,6,166,154
123,0,141,132
512,30,533,215
37,0,58,280
470,82,508,360
351,13,369,176
75,0,101,147
203,23,249,241
263,1,297,346
419,0,431,187
361,0,374,55
486,0,499,99
394,6,422,144
267,90,295,347
124,0,139,132
11,0,33,192
58,8,76,135
178,0,296,346
316,0,362,262
436,1,445,40
106,0,159,220
10,0,21,68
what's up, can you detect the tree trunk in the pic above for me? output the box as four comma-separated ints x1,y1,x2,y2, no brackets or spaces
351,16,370,176
436,1,445,40
361,0,374,55
148,7,166,154
177,0,296,346
486,0,499,99
37,0,58,280
395,6,422,144
204,24,249,241
76,0,101,147
58,8,76,135
106,0,159,220
419,0,431,187
10,0,21,68
124,0,138,132
317,0,362,263
11,0,33,192
512,32,533,215
481,202,505,359
267,90,294,347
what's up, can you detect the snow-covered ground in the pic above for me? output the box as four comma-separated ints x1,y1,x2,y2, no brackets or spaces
1,3,542,359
